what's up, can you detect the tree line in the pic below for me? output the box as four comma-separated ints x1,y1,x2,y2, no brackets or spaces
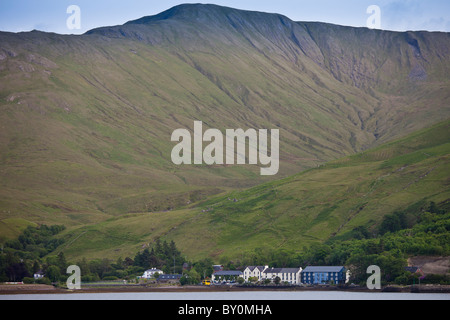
0,226,212,285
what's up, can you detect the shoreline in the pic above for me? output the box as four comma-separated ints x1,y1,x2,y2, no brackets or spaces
1,283,449,295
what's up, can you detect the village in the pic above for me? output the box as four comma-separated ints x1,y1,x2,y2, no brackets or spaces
139,265,351,287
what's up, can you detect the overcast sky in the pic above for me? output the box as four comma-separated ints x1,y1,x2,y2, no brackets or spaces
0,0,449,34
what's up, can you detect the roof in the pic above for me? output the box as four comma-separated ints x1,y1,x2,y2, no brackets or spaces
158,274,182,280
405,266,421,273
213,265,224,271
246,266,267,272
302,266,345,273
144,268,163,272
213,270,243,276
263,267,301,274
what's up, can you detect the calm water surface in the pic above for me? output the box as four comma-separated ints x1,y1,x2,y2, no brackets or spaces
1,291,449,300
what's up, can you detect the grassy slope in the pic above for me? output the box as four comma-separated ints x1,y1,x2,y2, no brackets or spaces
0,5,449,227
0,218,36,243
55,120,449,262
0,5,449,260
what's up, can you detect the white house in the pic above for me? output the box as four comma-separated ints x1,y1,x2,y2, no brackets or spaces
142,268,164,279
262,267,303,285
33,270,45,280
242,265,268,282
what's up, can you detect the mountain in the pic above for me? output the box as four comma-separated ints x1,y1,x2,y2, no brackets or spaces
0,4,449,229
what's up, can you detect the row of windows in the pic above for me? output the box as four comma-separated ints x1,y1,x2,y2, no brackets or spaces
243,272,299,279
244,272,345,281
302,272,343,277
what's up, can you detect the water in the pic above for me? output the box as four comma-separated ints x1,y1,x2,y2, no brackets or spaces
1,291,449,300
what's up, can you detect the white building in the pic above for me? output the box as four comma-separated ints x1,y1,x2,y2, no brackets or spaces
262,267,303,285
242,265,268,282
142,268,164,279
34,270,45,280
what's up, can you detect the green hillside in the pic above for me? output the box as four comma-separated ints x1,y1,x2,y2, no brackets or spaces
0,4,449,265
1,4,450,225
54,120,449,262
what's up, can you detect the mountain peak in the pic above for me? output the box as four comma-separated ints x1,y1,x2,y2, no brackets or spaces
87,3,306,55
122,3,294,32
86,3,307,58
124,4,270,25
125,4,221,24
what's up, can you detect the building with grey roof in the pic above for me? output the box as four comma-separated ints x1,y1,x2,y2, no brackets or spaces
262,267,303,285
211,270,243,283
157,274,182,283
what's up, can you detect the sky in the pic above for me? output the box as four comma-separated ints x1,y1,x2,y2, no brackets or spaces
0,0,449,35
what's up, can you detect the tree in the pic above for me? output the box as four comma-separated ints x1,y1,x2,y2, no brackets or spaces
379,211,408,235
134,248,158,269
77,257,90,276
32,261,40,274
309,243,331,265
193,258,214,280
124,257,134,267
46,265,61,282
148,248,160,268
140,248,151,268
248,276,259,284
6,262,31,282
88,259,111,279
352,226,371,240
180,274,189,286
429,202,444,214
180,269,200,285
134,240,184,272
57,252,67,273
